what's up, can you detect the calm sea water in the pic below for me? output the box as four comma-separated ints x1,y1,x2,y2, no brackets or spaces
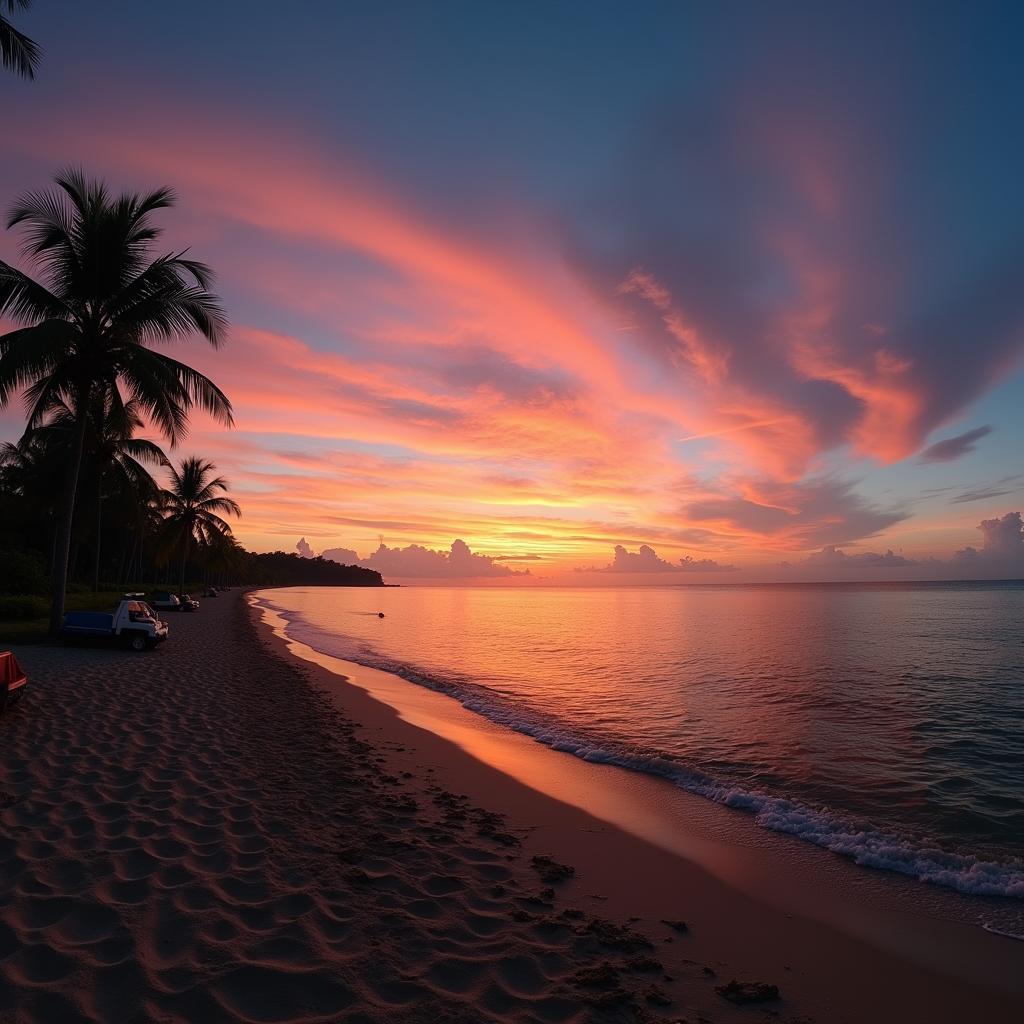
256,582,1024,899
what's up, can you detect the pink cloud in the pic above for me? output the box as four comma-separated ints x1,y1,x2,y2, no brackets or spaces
3,91,1018,575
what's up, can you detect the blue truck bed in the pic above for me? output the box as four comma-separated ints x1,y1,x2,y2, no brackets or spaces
62,611,115,636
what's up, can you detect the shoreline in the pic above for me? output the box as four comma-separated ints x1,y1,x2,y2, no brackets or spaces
251,588,1024,1023
0,589,1019,1023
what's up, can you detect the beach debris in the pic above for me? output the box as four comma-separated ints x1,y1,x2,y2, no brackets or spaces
643,985,673,1006
380,794,417,813
571,961,620,988
625,954,663,973
715,979,780,1004
530,855,575,883
582,988,634,1008
474,808,519,846
661,918,689,933
580,917,654,952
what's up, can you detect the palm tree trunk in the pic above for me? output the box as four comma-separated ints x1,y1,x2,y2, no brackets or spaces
117,535,129,585
49,408,89,634
179,532,191,595
92,488,102,592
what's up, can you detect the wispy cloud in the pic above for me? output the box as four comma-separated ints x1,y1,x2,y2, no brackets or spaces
918,425,993,464
3,69,1022,573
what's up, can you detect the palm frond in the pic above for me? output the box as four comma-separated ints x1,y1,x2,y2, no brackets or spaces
118,345,233,441
0,8,40,79
119,436,169,466
197,495,241,518
0,264,70,321
0,319,77,409
112,272,229,348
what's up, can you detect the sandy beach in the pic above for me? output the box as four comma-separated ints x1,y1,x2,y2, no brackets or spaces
0,589,1020,1024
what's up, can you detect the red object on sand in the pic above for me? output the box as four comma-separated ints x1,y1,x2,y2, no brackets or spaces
0,651,28,695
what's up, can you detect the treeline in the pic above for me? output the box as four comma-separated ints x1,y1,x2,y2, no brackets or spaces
248,552,382,587
0,538,383,623
0,171,384,623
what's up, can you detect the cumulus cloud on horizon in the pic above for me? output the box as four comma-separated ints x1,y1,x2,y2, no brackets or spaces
797,545,916,568
321,546,360,565
362,539,525,578
952,511,1024,566
296,538,526,578
789,512,1024,577
594,544,736,573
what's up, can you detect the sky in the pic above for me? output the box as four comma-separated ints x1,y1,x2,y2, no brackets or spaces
2,1,1024,583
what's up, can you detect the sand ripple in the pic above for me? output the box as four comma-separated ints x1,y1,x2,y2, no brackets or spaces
0,593,746,1023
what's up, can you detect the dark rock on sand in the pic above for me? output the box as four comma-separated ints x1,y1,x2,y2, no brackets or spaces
580,917,653,952
715,978,781,1004
572,960,620,988
626,954,663,972
530,854,575,883
643,984,673,1006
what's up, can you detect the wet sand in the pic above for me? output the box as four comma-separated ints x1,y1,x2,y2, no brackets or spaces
0,589,1020,1023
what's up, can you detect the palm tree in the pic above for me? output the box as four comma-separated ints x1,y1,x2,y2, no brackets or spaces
40,394,168,589
1,1,40,79
202,530,245,588
0,169,233,631
161,457,240,595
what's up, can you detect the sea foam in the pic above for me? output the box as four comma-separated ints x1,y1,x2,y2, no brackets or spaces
266,598,1024,902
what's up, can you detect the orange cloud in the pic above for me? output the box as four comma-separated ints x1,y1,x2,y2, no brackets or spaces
2,96,997,573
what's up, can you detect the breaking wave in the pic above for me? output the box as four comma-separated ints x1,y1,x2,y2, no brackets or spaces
263,597,1024,901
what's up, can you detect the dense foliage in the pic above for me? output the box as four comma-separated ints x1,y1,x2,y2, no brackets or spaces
0,170,384,631
0,171,233,629
247,552,383,587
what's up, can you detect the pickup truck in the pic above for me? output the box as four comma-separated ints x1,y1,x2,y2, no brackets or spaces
62,596,169,651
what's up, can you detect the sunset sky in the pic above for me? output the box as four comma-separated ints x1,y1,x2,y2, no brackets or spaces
2,2,1023,581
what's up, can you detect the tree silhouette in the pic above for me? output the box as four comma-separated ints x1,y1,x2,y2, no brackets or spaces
161,457,240,595
1,1,41,79
0,170,232,631
40,394,168,589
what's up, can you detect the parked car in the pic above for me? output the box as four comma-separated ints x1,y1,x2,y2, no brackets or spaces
204,587,218,598
62,596,169,651
176,594,200,611
151,592,182,612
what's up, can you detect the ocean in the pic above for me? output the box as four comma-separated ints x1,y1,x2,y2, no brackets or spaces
254,581,1024,900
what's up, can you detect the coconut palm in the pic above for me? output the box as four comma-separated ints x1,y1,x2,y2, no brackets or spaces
202,530,245,587
40,394,168,589
0,429,54,501
1,0,40,79
0,169,232,631
161,457,240,595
